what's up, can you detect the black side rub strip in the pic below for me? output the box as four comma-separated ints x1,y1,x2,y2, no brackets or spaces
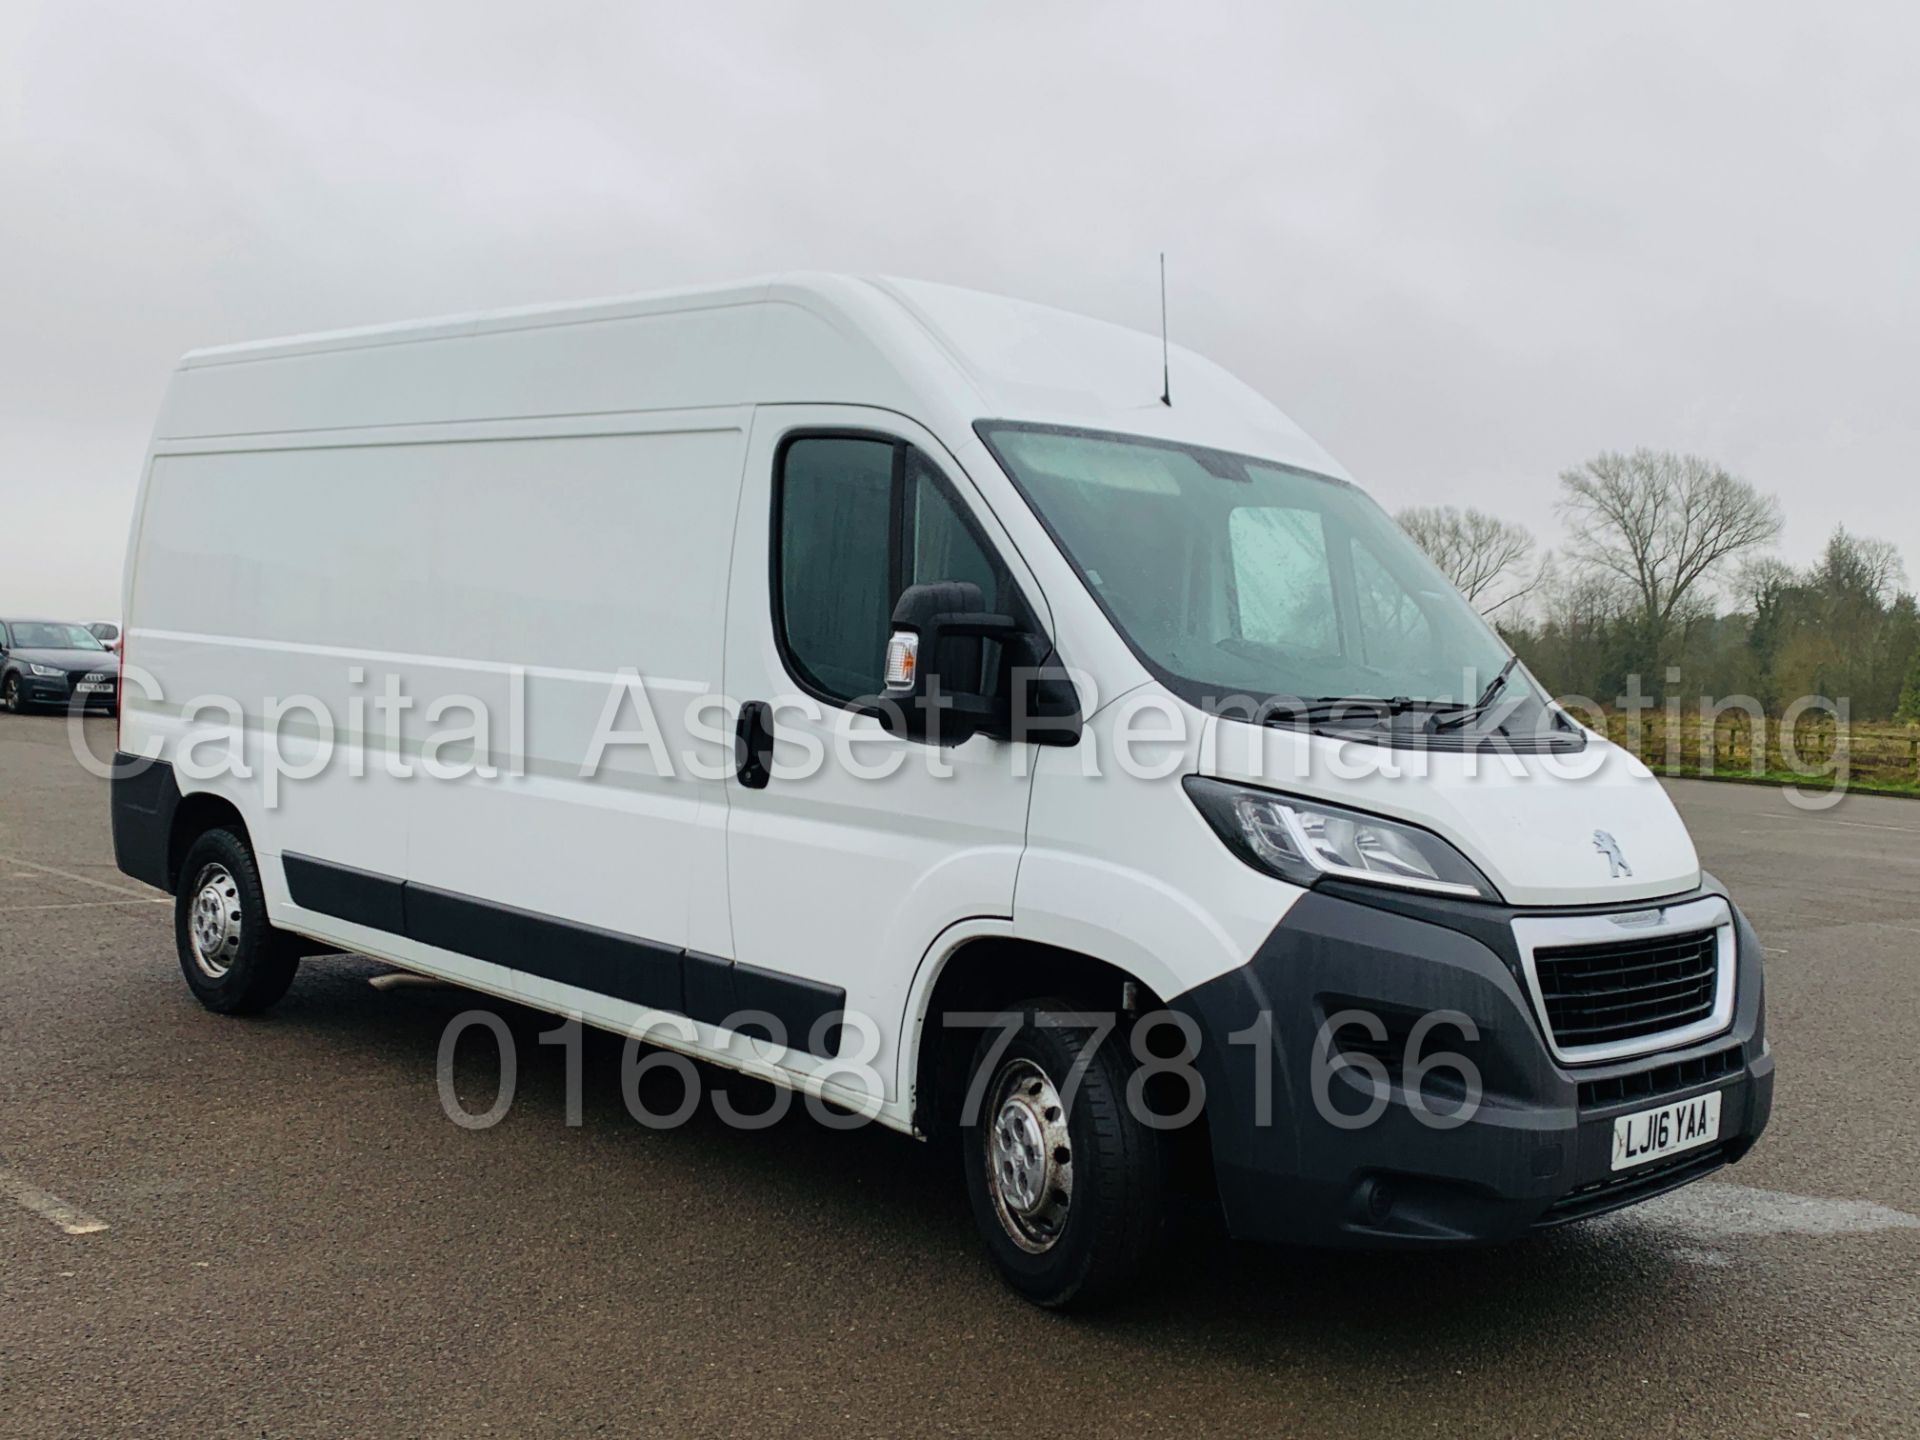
405,881,684,1014
729,959,847,1060
281,852,846,1057
283,853,406,935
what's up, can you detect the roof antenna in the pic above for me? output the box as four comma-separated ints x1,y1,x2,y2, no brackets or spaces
1158,252,1172,407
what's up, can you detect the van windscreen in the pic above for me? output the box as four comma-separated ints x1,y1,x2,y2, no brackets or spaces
979,422,1530,716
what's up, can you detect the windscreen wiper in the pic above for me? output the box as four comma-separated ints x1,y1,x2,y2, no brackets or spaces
1262,695,1450,727
1428,656,1520,732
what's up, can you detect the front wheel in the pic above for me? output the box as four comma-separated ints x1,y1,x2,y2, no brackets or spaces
2,673,23,713
960,1000,1168,1308
174,828,300,1014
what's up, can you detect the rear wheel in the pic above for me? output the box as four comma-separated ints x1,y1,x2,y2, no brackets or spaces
174,828,299,1014
960,999,1168,1308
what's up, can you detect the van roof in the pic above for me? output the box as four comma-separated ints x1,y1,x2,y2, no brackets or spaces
162,274,1344,476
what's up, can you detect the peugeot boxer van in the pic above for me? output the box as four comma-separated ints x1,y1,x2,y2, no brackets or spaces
112,275,1772,1306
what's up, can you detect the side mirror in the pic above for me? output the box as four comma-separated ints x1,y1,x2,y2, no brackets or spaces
871,581,1012,745
868,582,1082,748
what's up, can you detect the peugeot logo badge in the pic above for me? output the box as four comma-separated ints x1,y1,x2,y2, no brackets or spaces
1592,829,1632,878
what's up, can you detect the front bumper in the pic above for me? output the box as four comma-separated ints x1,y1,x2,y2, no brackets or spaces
1172,877,1773,1248
17,672,117,709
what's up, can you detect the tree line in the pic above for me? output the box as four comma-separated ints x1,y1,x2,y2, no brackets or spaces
1398,449,1920,722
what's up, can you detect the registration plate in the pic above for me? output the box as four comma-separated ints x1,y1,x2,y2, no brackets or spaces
1611,1091,1722,1171
74,682,111,694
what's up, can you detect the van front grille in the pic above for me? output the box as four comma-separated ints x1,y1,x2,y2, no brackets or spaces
1577,1044,1744,1111
1533,928,1720,1051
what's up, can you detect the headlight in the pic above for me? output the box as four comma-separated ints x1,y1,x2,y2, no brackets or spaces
1183,777,1499,900
28,663,63,678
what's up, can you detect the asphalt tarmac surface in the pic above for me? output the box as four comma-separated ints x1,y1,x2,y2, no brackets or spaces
1,715,1915,1437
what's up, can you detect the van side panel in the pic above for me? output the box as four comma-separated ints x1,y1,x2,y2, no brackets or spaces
130,446,419,890
128,419,748,996
405,423,746,967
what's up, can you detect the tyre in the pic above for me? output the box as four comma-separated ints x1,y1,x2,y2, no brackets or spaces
960,999,1168,1308
174,828,300,1014
2,673,23,714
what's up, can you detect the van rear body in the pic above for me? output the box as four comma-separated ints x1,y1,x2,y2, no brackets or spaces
113,274,1772,1304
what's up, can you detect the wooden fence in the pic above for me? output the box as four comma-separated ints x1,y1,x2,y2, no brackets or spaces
1584,710,1920,792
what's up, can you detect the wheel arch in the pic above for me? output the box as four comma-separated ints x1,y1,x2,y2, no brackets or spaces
904,931,1167,1138
168,790,252,892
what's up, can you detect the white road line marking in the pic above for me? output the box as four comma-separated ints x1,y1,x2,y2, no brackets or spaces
1752,813,1920,835
0,1167,111,1236
0,854,156,900
1667,1244,1733,1268
5,898,171,912
1601,1181,1920,1247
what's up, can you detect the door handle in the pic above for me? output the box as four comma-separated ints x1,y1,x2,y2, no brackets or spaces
734,700,774,789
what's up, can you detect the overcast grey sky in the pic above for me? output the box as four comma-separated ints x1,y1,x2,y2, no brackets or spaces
4,0,1916,620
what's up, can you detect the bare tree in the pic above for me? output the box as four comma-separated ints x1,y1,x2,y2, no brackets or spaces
1556,449,1781,649
1396,505,1542,616
1735,554,1797,613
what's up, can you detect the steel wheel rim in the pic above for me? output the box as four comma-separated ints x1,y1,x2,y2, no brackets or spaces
187,863,243,980
983,1056,1074,1254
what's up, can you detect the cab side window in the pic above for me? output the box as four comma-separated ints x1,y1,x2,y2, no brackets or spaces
777,438,896,701
775,435,1017,706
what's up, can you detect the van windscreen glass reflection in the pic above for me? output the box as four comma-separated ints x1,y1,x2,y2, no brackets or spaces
979,423,1535,722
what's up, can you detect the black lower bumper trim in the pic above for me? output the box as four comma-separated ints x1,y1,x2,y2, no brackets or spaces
110,753,180,892
1533,1145,1731,1228
1174,881,1774,1249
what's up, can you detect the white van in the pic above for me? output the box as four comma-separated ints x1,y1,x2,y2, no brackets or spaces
113,275,1772,1305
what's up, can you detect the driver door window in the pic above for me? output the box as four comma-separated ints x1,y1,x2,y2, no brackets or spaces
776,435,1016,707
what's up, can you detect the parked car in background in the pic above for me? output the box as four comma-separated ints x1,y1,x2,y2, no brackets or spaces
0,619,119,713
88,622,122,653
